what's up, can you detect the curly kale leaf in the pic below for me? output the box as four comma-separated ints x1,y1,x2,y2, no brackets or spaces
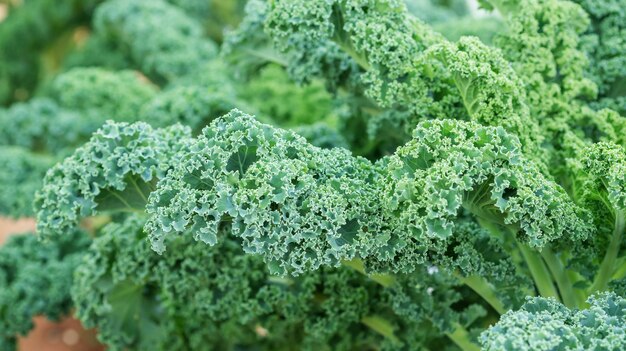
382,119,591,248
260,0,547,159
140,85,241,134
94,0,218,84
74,216,398,351
146,109,386,275
265,0,459,124
570,142,626,293
49,68,157,124
72,216,183,350
221,0,288,78
239,64,340,127
574,0,626,114
579,142,626,213
480,292,626,350
35,121,192,239
0,98,86,154
291,123,349,150
426,36,544,159
496,0,596,102
0,147,55,217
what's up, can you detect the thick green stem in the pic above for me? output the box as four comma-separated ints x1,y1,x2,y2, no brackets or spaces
611,257,626,280
590,210,625,293
517,241,560,300
330,4,372,71
540,247,578,308
566,270,588,307
361,315,400,344
456,274,506,314
335,40,371,71
474,217,505,240
342,258,395,287
344,260,481,350
450,73,480,120
446,323,481,351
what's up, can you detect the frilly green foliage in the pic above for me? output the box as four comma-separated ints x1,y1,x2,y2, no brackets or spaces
579,142,626,212
2,0,626,350
493,0,596,105
35,121,192,239
0,230,90,351
383,119,591,248
73,216,276,350
291,123,349,149
49,68,157,123
485,0,601,166
568,142,626,293
146,110,384,275
94,0,218,83
74,216,404,351
140,85,240,133
239,64,339,127
257,0,553,160
62,34,132,71
427,218,532,309
264,0,361,89
426,36,543,158
384,268,504,350
266,0,458,121
221,0,283,79
0,68,159,217
0,98,84,153
0,147,54,217
574,0,626,114
481,292,626,350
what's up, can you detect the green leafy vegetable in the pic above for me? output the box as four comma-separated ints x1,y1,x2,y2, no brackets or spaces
0,0,625,349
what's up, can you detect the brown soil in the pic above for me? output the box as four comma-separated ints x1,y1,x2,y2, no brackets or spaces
0,217,36,244
18,316,104,351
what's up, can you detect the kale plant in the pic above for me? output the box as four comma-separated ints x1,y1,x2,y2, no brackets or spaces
0,0,625,350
